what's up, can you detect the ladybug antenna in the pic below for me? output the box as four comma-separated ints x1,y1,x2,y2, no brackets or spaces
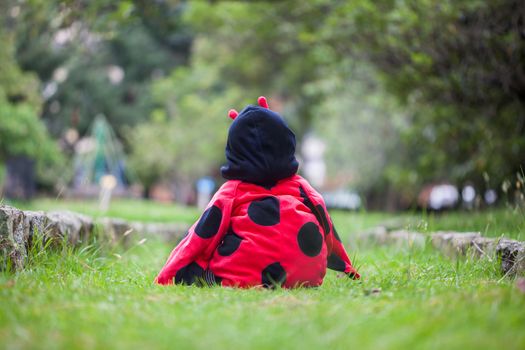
257,96,269,109
228,109,239,120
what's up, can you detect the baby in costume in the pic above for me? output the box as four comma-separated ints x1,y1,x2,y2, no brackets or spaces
156,97,360,288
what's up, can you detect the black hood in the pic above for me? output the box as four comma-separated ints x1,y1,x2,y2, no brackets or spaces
221,105,299,186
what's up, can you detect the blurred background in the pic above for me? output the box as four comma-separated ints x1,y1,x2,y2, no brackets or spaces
0,0,523,212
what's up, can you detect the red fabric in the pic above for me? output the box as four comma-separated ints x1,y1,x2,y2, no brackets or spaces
156,175,360,287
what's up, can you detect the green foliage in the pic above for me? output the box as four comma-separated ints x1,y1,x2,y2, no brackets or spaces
10,0,191,138
1,0,191,190
174,0,524,199
3,0,524,202
182,1,342,138
126,41,248,187
125,1,376,187
322,0,525,189
312,63,408,194
0,26,65,187
0,91,43,159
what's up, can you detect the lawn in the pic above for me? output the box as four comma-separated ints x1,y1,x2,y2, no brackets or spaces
0,201,524,349
6,198,200,224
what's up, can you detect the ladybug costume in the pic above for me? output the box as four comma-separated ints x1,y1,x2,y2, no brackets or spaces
156,97,360,288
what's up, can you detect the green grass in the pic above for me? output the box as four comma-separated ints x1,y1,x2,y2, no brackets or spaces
330,207,524,240
424,208,525,240
1,208,524,350
7,198,200,224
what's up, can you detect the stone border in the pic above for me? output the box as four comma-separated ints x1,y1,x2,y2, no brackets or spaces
353,226,525,277
0,205,188,271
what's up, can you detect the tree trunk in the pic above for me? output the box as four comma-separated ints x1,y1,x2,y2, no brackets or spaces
4,156,35,200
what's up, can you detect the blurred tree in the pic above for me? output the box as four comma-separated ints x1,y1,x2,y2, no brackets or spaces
133,1,412,202
0,21,65,191
126,39,243,195
126,1,411,196
10,0,191,138
181,1,341,139
5,0,523,205
312,62,412,207
174,0,525,202
323,0,525,191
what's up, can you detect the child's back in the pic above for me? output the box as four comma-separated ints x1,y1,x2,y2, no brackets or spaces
210,175,348,287
156,98,359,288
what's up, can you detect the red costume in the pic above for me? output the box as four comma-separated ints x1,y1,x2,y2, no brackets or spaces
156,97,360,288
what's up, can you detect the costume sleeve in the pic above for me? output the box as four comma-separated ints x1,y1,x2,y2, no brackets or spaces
299,180,360,279
325,220,360,279
155,183,235,285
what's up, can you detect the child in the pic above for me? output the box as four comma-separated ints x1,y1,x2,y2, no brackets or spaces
155,97,360,288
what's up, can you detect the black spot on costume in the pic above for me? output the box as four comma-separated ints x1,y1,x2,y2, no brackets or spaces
262,262,287,288
297,222,323,257
247,196,280,226
195,205,223,238
217,229,243,256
